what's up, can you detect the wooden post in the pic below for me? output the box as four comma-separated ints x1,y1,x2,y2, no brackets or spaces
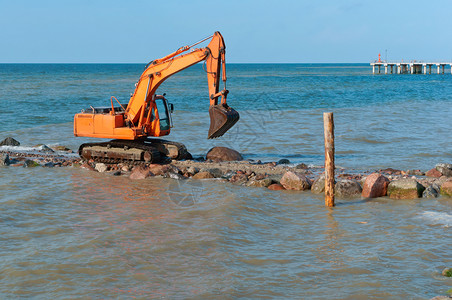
323,112,335,207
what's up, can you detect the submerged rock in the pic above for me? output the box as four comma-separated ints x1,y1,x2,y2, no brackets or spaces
0,153,10,166
247,178,273,188
0,137,20,146
277,158,290,165
442,267,452,277
335,179,362,198
206,147,243,162
387,178,425,199
129,166,154,179
441,179,452,197
362,173,389,198
436,163,452,177
423,184,441,198
280,171,312,191
268,183,285,190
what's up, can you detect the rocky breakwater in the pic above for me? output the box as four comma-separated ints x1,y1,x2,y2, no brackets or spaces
1,136,452,201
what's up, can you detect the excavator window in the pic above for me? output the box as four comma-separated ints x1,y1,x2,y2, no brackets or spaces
155,98,170,131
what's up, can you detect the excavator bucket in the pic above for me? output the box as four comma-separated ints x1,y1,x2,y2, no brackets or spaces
208,104,240,139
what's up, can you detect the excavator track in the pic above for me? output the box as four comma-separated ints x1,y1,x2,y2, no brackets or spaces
78,138,190,164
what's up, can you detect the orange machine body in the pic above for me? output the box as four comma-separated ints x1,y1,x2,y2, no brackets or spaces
74,31,229,140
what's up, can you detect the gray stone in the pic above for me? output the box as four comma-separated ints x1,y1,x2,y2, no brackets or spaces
166,172,185,180
95,163,108,173
247,178,273,188
43,162,55,168
436,163,452,177
186,166,199,175
23,159,40,168
0,137,20,146
335,179,362,198
277,159,290,165
0,153,10,166
206,168,223,178
387,178,425,199
311,175,326,194
422,184,441,198
280,171,312,191
37,144,54,153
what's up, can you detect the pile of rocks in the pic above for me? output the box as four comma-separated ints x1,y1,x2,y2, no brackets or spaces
1,136,451,200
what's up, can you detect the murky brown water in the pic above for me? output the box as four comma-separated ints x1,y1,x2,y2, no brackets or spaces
1,166,451,299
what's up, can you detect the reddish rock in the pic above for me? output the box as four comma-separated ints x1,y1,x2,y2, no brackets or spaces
229,173,248,184
129,166,154,180
148,164,170,176
81,162,95,171
362,173,389,198
206,147,243,162
280,171,312,191
268,183,285,190
426,168,442,178
192,171,214,179
441,179,452,197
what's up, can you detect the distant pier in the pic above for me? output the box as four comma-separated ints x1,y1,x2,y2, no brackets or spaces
370,61,452,74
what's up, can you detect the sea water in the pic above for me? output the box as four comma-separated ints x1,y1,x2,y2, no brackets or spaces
0,64,451,298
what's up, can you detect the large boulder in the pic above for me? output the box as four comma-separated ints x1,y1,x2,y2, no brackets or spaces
362,173,389,198
280,171,312,191
436,163,452,177
440,179,452,197
0,137,20,146
426,168,443,178
335,179,362,198
387,179,425,199
206,147,243,162
129,166,154,179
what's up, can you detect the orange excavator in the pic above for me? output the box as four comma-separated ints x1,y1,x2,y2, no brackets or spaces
74,32,239,163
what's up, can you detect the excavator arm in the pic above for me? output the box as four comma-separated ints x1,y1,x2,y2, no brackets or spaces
126,31,239,139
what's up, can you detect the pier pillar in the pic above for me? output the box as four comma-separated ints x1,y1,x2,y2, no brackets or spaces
423,64,427,74
385,64,388,74
410,64,414,74
429,65,432,74
372,65,375,74
437,64,440,74
442,65,445,74
378,65,381,74
397,64,401,74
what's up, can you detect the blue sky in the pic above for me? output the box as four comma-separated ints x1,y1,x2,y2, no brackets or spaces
1,0,451,63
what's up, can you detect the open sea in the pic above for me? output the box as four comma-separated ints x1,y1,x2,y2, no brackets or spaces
0,63,451,299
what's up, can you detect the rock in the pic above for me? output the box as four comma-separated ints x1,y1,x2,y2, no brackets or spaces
295,163,308,169
81,162,95,171
362,173,389,198
442,267,452,277
268,183,285,190
0,137,20,146
36,144,54,153
121,165,130,172
406,169,424,176
335,179,362,198
436,163,452,177
441,179,452,197
129,166,154,179
111,170,122,176
165,172,184,180
254,173,267,180
311,176,326,194
229,173,248,184
148,164,170,176
277,158,290,165
426,168,443,178
206,147,243,162
95,163,108,173
247,178,273,188
192,171,215,179
23,159,40,168
186,166,199,175
206,168,223,178
423,184,441,198
51,145,72,152
280,171,312,191
43,162,55,168
387,179,425,199
0,153,10,166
